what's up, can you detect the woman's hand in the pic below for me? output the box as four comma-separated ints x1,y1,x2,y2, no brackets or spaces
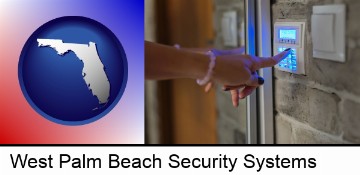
199,47,290,107
203,47,246,92
210,48,291,107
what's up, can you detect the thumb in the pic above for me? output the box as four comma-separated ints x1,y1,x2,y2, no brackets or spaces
245,72,265,86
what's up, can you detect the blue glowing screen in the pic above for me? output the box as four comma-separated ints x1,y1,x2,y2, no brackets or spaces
279,29,296,39
278,47,297,71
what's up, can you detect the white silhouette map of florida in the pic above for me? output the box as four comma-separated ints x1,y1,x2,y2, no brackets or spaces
37,39,110,106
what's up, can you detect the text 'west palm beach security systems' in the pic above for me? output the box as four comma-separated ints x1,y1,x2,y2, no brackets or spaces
9,153,317,172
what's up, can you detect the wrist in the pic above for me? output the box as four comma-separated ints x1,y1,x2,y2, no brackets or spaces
175,46,209,80
181,51,208,80
173,44,214,82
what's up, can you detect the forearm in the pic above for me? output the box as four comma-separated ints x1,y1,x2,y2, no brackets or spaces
145,41,209,80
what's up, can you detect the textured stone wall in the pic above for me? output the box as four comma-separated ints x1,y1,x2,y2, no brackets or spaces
273,0,360,143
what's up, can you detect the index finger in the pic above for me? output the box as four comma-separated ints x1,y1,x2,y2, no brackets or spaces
256,48,291,69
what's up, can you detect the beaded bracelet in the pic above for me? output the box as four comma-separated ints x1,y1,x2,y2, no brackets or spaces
196,50,216,86
174,44,216,86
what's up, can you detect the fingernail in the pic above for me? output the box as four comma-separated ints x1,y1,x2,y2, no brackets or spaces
285,48,291,51
223,87,230,91
258,77,265,85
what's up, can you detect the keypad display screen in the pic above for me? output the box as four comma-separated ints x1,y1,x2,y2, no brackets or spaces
278,47,297,71
279,29,296,40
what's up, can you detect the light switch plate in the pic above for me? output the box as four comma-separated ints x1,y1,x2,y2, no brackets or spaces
312,4,346,62
221,11,237,47
312,14,335,52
